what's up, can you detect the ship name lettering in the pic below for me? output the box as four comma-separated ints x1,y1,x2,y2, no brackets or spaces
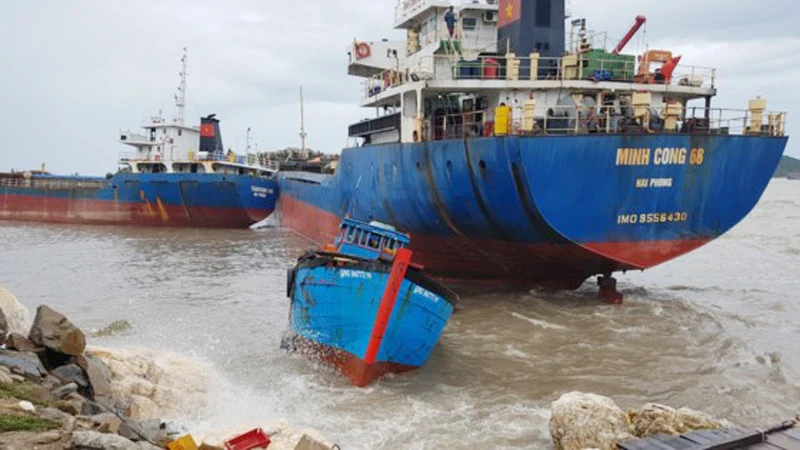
412,285,439,302
616,148,651,166
340,270,372,279
653,148,687,165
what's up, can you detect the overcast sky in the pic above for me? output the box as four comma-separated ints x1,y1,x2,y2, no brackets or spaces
1,0,797,174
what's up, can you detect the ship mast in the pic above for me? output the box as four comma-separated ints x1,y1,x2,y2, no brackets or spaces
299,86,308,159
175,47,188,125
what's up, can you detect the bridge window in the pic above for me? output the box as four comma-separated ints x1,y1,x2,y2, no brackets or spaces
368,234,380,249
346,227,357,243
359,230,369,246
462,17,477,31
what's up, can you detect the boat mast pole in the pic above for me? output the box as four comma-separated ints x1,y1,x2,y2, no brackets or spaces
299,86,308,159
176,47,188,125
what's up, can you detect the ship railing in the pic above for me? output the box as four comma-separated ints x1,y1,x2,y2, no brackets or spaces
118,151,140,161
0,177,107,190
429,55,717,88
420,105,787,140
362,54,717,99
394,0,498,27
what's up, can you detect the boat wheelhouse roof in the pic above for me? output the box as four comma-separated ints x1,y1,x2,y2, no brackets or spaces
340,218,411,244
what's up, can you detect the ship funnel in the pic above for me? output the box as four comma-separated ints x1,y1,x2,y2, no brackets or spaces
497,0,566,58
200,115,225,159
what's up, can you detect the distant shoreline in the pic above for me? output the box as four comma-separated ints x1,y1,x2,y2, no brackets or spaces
774,155,800,178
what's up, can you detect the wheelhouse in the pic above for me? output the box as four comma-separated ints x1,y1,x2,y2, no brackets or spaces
333,218,411,261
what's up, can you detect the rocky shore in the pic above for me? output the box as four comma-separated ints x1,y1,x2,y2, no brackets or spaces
0,285,335,450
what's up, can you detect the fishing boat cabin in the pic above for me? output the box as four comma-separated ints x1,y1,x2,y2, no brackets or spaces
331,218,411,261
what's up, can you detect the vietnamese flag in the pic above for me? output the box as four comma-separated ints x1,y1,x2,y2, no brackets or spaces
200,123,215,137
499,0,521,28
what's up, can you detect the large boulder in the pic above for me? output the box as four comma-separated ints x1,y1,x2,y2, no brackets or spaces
0,306,8,336
88,412,124,434
120,418,167,444
549,392,634,450
51,364,90,388
29,306,86,357
6,333,40,352
0,284,32,335
72,430,140,450
55,392,88,416
0,430,72,450
629,403,724,437
76,353,113,405
0,366,13,384
0,349,47,380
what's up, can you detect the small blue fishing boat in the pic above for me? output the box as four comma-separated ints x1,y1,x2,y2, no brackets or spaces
284,218,457,386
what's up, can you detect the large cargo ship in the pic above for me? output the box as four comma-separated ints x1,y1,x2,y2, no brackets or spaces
1,50,277,228
277,0,788,294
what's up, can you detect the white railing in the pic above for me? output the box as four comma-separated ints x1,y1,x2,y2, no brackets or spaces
362,54,717,100
118,151,139,161
394,0,498,26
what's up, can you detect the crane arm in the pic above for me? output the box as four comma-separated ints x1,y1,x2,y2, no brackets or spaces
612,15,646,55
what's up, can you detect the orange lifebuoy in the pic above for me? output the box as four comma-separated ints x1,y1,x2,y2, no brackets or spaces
355,42,371,59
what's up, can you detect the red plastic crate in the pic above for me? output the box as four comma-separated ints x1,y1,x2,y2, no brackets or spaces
224,428,271,450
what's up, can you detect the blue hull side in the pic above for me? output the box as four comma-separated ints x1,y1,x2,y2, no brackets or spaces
289,259,454,384
1,173,277,228
278,134,787,288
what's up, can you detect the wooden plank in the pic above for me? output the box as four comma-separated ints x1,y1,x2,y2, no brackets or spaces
651,434,701,450
765,432,800,449
781,428,800,441
747,443,784,449
778,428,800,441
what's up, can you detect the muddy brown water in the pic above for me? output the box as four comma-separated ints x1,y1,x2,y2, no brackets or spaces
1,180,798,449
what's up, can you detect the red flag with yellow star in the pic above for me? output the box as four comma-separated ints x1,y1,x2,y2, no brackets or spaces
200,123,215,137
499,0,521,28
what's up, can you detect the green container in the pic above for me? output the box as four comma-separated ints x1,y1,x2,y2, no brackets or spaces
580,49,635,81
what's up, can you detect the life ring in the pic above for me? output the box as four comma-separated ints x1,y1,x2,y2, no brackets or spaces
355,42,371,59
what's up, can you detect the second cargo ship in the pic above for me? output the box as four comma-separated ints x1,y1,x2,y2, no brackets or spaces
277,0,789,293
0,49,277,229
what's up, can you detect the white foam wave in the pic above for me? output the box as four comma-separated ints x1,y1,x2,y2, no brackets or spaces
89,345,335,449
511,312,567,330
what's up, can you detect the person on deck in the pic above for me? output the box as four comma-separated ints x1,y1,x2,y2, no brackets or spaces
444,6,457,38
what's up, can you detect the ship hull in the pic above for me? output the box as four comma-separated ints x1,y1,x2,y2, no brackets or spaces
1,173,277,228
278,134,787,289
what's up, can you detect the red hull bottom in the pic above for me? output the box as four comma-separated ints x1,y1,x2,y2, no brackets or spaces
288,335,416,387
278,194,711,291
0,194,271,229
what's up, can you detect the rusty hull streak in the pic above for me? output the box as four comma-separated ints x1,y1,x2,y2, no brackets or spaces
462,138,515,241
422,141,515,273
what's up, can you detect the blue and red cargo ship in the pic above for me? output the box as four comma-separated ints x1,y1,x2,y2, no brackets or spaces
0,50,277,229
277,0,789,294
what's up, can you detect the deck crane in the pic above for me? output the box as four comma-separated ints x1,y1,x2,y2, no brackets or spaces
612,15,646,55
